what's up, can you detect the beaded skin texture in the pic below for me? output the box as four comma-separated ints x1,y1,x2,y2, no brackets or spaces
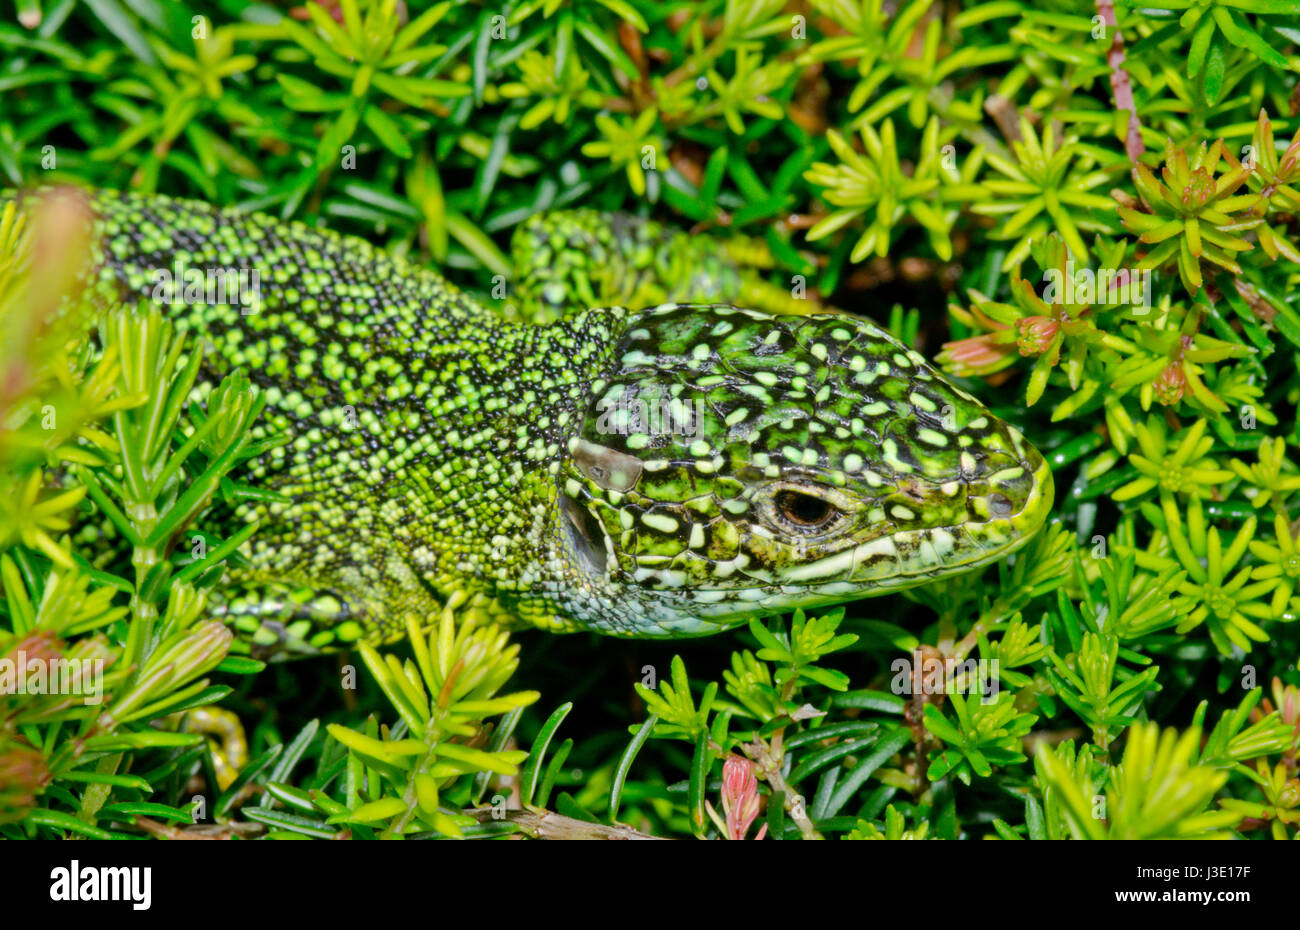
21,189,1053,656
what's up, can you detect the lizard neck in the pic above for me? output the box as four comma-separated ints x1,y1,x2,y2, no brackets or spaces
370,306,636,628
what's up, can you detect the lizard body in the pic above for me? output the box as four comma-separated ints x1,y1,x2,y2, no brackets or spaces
14,189,1053,655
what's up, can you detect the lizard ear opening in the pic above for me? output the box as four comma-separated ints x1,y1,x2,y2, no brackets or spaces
560,493,609,579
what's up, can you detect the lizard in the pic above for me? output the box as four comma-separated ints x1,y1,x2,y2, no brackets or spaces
11,188,1054,657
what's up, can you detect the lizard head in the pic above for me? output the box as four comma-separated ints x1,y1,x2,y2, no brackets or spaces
556,304,1053,636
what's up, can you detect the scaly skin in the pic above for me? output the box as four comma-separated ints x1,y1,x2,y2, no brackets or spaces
16,189,1053,655
508,209,812,323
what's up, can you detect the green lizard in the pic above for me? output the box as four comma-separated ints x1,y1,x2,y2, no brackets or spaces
16,189,1053,656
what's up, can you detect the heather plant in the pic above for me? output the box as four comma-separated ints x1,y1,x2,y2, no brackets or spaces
0,0,1298,841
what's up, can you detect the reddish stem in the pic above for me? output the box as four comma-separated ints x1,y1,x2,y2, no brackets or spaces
1097,0,1145,164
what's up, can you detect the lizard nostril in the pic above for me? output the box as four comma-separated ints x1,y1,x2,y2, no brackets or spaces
989,493,1014,517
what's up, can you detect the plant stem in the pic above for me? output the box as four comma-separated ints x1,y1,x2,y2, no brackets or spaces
462,807,665,839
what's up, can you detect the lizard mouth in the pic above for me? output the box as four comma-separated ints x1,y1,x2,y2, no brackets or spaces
572,423,1055,629
776,474,1053,589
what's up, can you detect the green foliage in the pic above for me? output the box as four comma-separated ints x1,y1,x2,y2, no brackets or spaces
310,611,536,838
0,206,268,834
924,690,1037,782
1,0,1299,840
804,117,965,261
1120,138,1262,293
971,117,1118,270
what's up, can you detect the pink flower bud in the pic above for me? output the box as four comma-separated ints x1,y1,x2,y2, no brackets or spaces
1182,167,1216,208
1016,316,1059,356
1153,362,1186,405
721,755,763,840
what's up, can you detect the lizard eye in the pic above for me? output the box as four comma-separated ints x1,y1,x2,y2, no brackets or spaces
773,489,842,532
